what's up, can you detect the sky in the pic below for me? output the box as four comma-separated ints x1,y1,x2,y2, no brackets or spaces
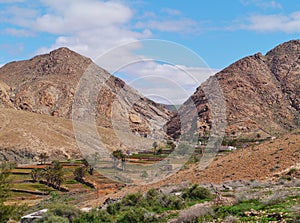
0,0,300,104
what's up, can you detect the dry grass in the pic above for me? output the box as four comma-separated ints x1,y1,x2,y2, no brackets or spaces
0,108,154,163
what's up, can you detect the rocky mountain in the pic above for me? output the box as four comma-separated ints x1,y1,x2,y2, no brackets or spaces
0,48,172,161
0,47,171,137
167,40,300,141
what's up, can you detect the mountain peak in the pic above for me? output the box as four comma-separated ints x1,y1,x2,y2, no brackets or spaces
48,47,86,59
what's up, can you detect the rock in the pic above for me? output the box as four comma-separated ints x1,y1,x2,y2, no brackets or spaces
129,113,142,124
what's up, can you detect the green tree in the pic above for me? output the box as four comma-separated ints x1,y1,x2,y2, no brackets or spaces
0,162,26,222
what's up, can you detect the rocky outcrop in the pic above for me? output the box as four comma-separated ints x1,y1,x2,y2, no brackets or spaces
0,81,14,108
167,40,300,140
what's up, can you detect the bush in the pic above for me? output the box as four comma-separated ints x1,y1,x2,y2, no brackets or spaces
160,194,185,210
40,204,81,223
174,205,214,223
121,193,143,207
74,209,112,223
182,184,212,201
117,207,156,223
107,202,121,215
39,215,69,223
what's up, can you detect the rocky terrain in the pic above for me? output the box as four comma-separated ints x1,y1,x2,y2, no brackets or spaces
167,40,300,140
0,47,171,137
0,48,172,161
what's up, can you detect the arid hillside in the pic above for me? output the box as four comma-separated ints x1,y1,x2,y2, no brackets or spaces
0,108,155,162
163,128,300,185
0,47,172,138
167,40,300,140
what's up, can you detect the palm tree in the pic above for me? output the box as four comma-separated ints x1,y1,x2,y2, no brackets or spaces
38,152,49,165
30,169,41,182
40,161,64,188
74,166,86,182
112,150,126,171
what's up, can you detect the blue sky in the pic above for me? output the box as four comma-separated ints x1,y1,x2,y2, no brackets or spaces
0,0,300,103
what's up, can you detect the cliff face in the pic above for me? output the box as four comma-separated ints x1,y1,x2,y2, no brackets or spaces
0,47,171,138
167,40,300,140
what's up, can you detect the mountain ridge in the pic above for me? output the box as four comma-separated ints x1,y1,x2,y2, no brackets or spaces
167,39,300,141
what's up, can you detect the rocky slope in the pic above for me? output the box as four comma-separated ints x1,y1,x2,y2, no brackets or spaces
0,47,172,161
167,40,300,140
0,47,171,138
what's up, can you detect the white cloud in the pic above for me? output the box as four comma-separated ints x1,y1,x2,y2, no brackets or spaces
2,6,39,25
34,1,132,34
28,0,150,60
5,28,34,37
240,12,300,33
117,61,218,104
135,18,199,33
240,0,282,9
161,8,182,16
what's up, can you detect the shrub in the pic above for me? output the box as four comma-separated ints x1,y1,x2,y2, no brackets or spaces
38,215,69,223
174,205,214,223
40,204,81,223
74,209,112,223
121,193,143,207
117,207,156,223
160,194,185,209
182,184,212,201
145,189,160,207
107,202,121,215
261,191,288,206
